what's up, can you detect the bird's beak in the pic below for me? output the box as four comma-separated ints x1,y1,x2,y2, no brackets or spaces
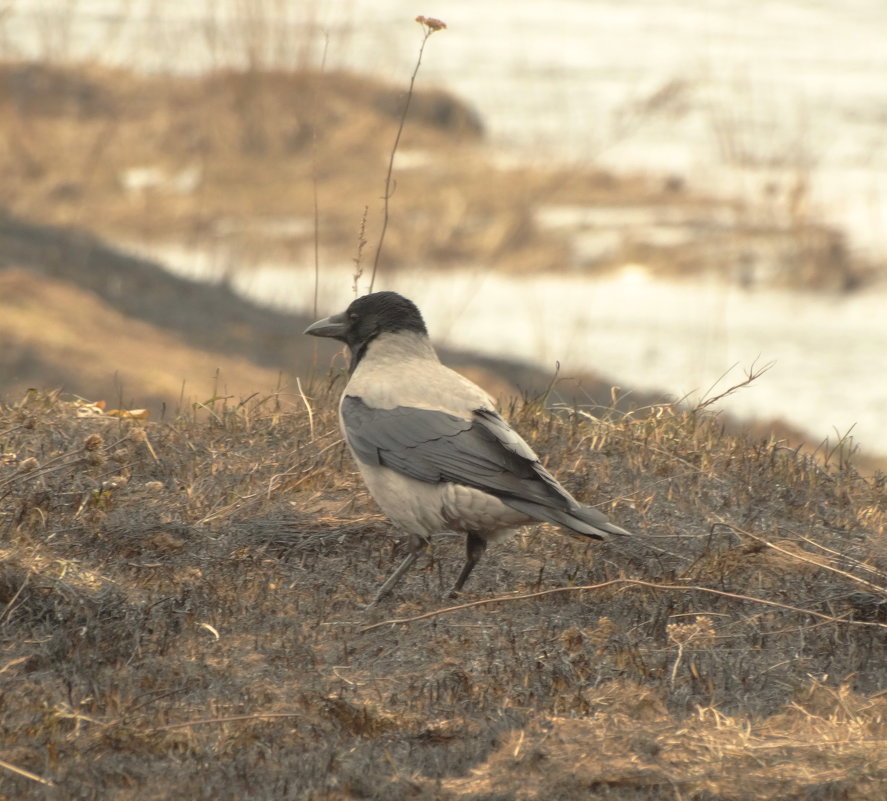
304,311,347,340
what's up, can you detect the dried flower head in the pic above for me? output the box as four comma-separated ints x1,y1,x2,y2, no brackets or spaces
18,456,39,473
83,433,104,452
416,15,447,32
86,451,106,467
129,426,158,460
560,626,584,653
667,615,716,647
129,428,148,444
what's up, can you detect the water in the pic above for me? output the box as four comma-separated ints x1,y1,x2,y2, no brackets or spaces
7,1,887,455
143,242,887,458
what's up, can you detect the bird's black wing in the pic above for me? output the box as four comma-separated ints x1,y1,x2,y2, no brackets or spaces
342,395,573,510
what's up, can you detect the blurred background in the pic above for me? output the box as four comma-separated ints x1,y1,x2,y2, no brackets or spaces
1,0,885,465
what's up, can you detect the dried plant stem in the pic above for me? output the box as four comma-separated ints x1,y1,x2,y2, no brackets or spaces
369,18,445,293
0,757,55,787
155,712,303,732
670,642,685,686
715,520,887,596
695,359,774,411
352,206,369,296
359,578,887,633
295,376,315,440
311,34,330,321
0,573,29,625
0,432,132,492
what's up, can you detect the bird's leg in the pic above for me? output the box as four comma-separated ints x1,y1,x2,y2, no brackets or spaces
369,533,428,606
450,531,487,596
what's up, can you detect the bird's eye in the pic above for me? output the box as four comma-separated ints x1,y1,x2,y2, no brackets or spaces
349,313,359,322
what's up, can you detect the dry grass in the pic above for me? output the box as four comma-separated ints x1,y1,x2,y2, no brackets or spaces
1,384,885,799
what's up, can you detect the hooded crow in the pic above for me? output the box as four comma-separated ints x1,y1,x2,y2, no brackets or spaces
305,291,631,603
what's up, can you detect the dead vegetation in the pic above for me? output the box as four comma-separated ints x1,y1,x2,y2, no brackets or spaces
0,61,874,288
1,384,885,799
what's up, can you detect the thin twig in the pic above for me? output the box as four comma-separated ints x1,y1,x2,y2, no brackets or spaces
695,359,774,411
359,578,887,633
352,205,369,296
311,33,329,322
295,376,315,441
794,532,887,581
368,17,446,292
0,757,55,787
154,712,303,732
715,520,887,596
0,572,29,625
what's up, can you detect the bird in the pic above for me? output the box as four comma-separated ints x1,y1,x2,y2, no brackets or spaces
305,291,631,603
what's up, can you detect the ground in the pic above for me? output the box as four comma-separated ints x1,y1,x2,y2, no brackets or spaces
1,387,886,799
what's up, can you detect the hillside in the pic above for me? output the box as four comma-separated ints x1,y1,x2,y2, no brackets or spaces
0,210,667,421
1,385,885,799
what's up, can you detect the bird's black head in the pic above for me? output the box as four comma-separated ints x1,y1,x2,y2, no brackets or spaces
304,291,428,371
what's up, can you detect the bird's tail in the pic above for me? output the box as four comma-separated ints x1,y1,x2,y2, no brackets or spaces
502,497,632,540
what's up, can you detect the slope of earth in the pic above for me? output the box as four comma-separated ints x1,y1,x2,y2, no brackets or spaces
0,388,885,799
0,211,660,417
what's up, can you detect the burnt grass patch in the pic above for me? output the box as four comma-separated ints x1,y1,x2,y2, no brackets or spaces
1,385,886,799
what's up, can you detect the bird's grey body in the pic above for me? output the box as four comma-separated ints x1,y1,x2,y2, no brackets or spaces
341,331,530,543
305,292,631,602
